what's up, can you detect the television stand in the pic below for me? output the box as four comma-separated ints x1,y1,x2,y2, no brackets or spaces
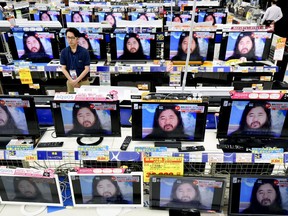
76,137,103,146
154,141,181,148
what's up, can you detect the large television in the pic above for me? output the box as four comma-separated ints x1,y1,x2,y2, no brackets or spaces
30,10,63,24
60,32,109,61
219,31,273,61
7,31,59,63
51,100,121,145
0,173,63,206
229,175,288,216
217,99,288,148
149,176,226,212
196,11,227,25
164,31,216,62
68,172,143,207
110,33,158,61
131,101,208,147
0,95,40,138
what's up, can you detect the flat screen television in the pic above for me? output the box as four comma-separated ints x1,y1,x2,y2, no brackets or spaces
149,176,226,212
94,12,124,30
7,31,59,63
131,101,208,147
165,12,192,23
219,31,273,61
51,100,121,145
68,172,143,207
0,173,63,206
30,10,63,24
164,31,216,61
229,175,288,216
64,10,93,23
0,95,40,138
217,99,288,147
196,11,227,25
110,33,157,61
61,32,109,61
128,12,158,21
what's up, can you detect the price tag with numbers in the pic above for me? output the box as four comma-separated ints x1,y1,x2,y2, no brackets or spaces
143,156,183,182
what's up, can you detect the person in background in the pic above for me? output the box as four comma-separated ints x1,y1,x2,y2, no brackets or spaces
118,33,148,60
145,104,189,139
164,180,207,209
241,178,288,215
21,32,51,61
86,176,131,204
226,32,257,61
171,33,203,61
261,0,283,27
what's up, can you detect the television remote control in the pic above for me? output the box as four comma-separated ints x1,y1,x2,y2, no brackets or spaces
120,136,132,151
178,145,205,152
37,142,64,148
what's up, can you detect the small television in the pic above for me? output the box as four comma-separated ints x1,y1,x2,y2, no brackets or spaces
7,31,59,63
164,31,216,61
0,173,63,206
165,12,191,23
0,95,40,138
128,12,157,21
94,12,124,29
219,31,273,61
110,33,157,61
51,100,121,145
31,10,63,24
68,172,143,207
196,11,227,25
63,10,93,24
149,176,226,212
62,32,109,61
229,175,288,216
131,101,208,147
217,99,288,147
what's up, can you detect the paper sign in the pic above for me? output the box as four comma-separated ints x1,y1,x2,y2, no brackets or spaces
274,37,286,61
143,156,184,182
19,68,33,84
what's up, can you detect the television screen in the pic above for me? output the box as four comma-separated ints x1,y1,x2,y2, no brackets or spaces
8,31,58,63
94,12,123,29
128,12,157,21
65,10,93,23
164,31,216,61
0,96,40,138
196,12,227,25
63,32,109,61
229,175,288,216
149,176,226,212
68,172,143,207
223,32,273,61
0,174,63,206
110,33,157,61
31,10,62,23
217,99,288,140
36,107,54,127
132,102,208,142
120,107,132,127
165,13,191,23
51,100,121,137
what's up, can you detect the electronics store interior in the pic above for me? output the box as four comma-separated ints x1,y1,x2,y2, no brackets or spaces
0,0,288,215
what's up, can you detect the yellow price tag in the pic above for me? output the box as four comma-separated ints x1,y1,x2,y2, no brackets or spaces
19,68,33,84
25,155,37,161
143,156,184,182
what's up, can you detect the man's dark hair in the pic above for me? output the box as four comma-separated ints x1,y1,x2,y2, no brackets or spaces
65,27,80,38
229,32,257,61
70,102,103,133
238,101,271,132
86,176,127,204
146,104,186,139
118,33,147,60
271,0,278,4
242,178,286,214
171,32,203,61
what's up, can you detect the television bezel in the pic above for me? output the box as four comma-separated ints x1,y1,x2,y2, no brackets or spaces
68,172,143,207
0,173,63,206
131,101,208,142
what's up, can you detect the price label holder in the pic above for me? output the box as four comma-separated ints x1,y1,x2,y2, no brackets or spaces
252,148,284,164
143,156,184,182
